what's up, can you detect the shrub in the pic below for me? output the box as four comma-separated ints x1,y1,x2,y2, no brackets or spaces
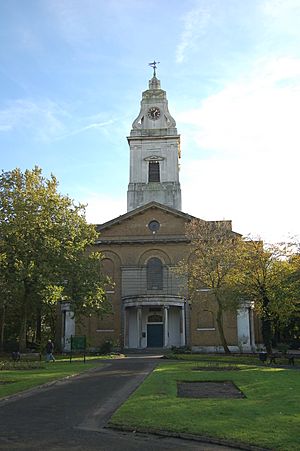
99,340,114,355
170,346,191,354
0,361,45,370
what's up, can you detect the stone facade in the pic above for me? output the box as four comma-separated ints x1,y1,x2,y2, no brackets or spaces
69,202,259,352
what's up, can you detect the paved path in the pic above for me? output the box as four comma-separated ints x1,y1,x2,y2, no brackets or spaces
0,356,246,450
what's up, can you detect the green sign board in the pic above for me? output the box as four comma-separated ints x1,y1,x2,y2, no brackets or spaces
71,335,86,351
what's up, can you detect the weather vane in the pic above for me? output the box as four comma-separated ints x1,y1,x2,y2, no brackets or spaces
149,60,160,77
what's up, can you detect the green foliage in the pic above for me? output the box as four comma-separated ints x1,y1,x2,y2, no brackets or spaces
184,220,242,297
0,360,44,371
0,167,110,351
235,239,299,351
99,339,114,354
170,346,191,354
179,219,300,353
178,220,244,353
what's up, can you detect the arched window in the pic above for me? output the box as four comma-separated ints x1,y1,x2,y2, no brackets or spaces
147,257,163,290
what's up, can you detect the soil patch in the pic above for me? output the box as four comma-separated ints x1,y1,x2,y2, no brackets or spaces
192,366,240,371
177,381,245,399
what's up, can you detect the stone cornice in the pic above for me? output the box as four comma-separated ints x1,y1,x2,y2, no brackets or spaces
127,134,180,141
95,236,190,245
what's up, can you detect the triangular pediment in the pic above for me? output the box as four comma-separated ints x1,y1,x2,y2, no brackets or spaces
95,202,198,243
95,202,237,245
144,155,164,161
96,202,195,231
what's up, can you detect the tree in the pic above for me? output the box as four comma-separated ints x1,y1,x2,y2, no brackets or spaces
180,219,243,354
178,218,299,354
236,239,298,353
284,253,300,347
0,167,109,351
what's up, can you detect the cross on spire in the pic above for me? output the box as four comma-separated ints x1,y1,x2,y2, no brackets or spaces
149,60,160,77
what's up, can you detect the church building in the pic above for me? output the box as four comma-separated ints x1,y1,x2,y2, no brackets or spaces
60,64,259,353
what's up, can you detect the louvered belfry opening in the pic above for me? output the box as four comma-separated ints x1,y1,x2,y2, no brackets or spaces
148,161,160,182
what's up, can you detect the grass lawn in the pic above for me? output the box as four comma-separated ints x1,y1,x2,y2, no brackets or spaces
110,357,300,451
0,360,103,399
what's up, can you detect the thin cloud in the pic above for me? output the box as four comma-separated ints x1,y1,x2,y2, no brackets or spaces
261,0,300,22
176,2,211,63
0,98,115,144
81,192,126,225
17,27,43,52
53,119,116,142
46,0,91,45
259,0,300,54
181,158,300,243
176,54,300,242
177,56,300,160
0,125,12,131
0,99,67,141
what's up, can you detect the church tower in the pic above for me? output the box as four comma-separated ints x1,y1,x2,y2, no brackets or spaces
60,63,257,355
127,62,182,211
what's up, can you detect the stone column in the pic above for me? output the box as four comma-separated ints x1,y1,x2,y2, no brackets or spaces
180,304,186,346
237,303,251,352
123,306,127,349
60,302,75,352
137,307,142,348
164,306,169,348
249,303,256,351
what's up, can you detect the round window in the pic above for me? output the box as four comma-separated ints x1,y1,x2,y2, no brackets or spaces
148,220,160,233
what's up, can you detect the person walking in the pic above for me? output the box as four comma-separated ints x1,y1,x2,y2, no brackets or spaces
46,339,55,362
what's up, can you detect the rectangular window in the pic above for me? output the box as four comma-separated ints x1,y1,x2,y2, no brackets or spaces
148,161,160,182
197,311,215,330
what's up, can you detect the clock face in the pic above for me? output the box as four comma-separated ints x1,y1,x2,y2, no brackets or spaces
148,107,161,120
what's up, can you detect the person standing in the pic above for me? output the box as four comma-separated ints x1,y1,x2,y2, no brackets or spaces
46,339,55,362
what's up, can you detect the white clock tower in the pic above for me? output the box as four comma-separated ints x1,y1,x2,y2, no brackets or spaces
127,62,182,211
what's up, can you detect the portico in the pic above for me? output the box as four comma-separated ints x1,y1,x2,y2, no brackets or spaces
123,296,186,349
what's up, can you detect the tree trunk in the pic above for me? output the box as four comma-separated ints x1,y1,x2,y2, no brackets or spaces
0,303,5,353
262,295,273,354
36,304,42,347
19,311,27,352
262,317,273,354
19,291,28,352
215,299,231,354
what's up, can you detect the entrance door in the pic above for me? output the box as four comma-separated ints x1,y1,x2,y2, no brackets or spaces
147,324,163,347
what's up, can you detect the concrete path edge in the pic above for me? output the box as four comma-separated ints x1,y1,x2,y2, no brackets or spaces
108,424,271,451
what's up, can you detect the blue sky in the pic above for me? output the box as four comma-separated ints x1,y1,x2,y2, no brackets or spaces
1,0,300,242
